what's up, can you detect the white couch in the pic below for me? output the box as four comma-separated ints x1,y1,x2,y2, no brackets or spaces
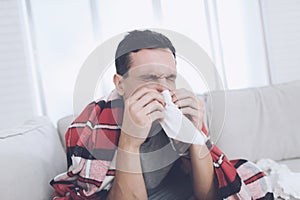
204,80,300,172
0,117,66,200
203,80,300,200
1,80,299,200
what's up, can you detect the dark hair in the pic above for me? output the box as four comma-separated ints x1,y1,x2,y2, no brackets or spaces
115,30,176,77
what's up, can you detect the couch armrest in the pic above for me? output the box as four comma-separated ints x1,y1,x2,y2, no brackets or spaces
57,115,73,152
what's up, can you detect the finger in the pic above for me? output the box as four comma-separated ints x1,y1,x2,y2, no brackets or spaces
174,97,201,110
134,91,165,109
180,106,204,129
179,107,200,118
130,87,159,102
172,88,193,103
172,91,204,108
147,110,165,123
141,100,165,115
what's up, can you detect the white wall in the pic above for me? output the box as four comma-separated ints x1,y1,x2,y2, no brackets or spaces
0,0,40,130
206,0,270,89
260,0,300,84
29,0,97,124
28,0,213,124
4,0,298,126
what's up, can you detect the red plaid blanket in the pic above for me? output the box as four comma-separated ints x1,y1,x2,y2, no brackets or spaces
50,90,274,199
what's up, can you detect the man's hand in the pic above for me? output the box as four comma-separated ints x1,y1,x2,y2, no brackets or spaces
120,87,165,149
108,88,166,200
171,89,217,199
171,88,204,132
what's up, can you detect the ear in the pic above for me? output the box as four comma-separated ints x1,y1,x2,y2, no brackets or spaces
113,74,125,96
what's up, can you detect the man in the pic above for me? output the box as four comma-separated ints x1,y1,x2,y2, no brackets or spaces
51,30,273,200
107,30,216,199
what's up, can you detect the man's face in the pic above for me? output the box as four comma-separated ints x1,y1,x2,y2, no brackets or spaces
121,48,177,100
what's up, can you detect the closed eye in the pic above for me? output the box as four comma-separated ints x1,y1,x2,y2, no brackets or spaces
140,74,160,81
166,75,177,81
139,74,177,82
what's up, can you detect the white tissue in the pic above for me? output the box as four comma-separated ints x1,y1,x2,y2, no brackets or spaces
159,90,207,145
257,158,300,199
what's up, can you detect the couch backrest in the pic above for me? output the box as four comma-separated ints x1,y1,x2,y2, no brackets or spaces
58,81,300,162
204,80,300,162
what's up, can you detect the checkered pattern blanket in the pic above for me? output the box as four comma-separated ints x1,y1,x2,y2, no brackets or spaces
50,90,274,199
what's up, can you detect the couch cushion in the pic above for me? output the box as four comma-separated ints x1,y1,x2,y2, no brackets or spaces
0,116,67,200
205,80,300,162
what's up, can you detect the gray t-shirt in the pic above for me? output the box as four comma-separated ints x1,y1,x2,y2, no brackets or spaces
140,123,190,190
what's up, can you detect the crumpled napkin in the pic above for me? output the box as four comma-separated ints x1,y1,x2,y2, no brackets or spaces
257,158,300,199
159,90,207,145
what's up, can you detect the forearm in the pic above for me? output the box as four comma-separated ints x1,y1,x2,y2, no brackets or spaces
189,144,217,200
107,136,147,200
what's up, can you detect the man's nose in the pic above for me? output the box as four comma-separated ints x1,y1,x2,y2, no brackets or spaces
149,82,169,93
